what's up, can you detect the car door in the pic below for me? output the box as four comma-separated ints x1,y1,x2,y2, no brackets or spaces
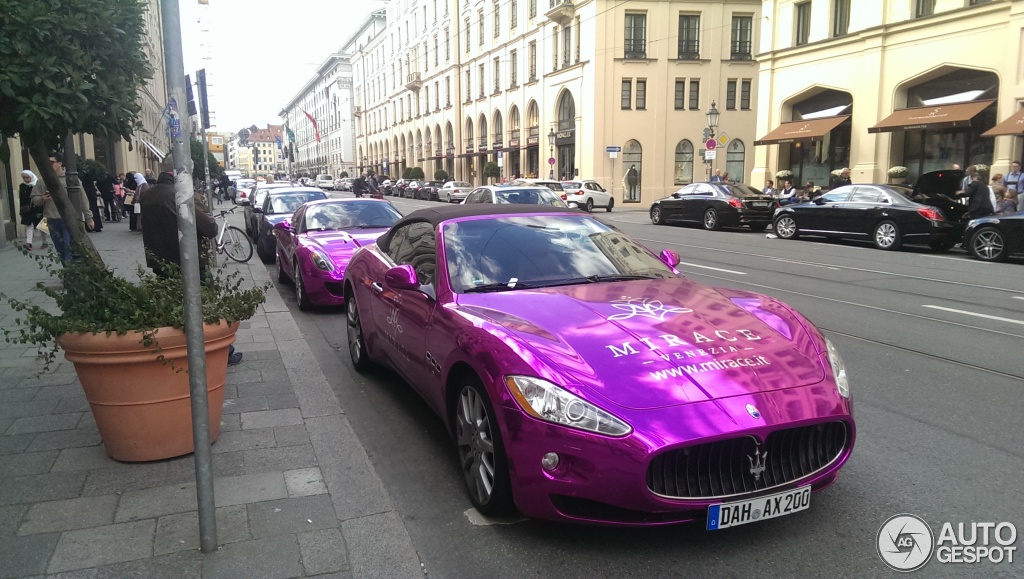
660,184,695,221
832,186,886,238
587,181,611,206
680,183,715,222
369,221,437,386
797,190,851,234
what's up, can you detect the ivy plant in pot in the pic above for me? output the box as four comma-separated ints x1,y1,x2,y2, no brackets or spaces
2,252,268,462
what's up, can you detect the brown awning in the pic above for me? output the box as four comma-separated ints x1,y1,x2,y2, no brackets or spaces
981,107,1024,137
754,116,850,146
868,100,995,133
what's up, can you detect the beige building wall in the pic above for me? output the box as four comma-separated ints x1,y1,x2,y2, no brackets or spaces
753,0,1024,188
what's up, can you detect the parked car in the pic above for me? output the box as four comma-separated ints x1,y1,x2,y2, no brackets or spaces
316,174,334,190
341,204,855,524
462,185,571,208
964,213,1024,262
772,183,966,251
417,180,445,201
651,182,778,231
511,178,565,194
562,180,614,212
438,181,472,203
333,177,353,191
391,179,411,197
253,188,328,263
273,198,403,310
403,181,422,199
244,182,300,239
233,179,257,205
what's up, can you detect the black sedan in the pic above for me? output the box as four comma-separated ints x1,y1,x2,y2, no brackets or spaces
964,213,1024,262
649,182,777,231
254,187,327,263
772,184,964,251
416,180,445,201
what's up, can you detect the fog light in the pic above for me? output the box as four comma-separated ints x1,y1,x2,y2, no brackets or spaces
541,452,560,471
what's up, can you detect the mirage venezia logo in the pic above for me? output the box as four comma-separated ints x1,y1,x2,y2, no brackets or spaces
607,297,693,321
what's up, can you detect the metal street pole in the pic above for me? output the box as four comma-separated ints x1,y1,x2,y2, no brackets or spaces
160,0,217,553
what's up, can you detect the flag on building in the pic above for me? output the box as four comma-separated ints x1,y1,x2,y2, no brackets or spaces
302,110,320,143
275,136,283,148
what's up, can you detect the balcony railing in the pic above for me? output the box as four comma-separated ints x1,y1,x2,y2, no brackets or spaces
405,72,423,91
624,40,647,59
545,0,575,25
730,41,752,60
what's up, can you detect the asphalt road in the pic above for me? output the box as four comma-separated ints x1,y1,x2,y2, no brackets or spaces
269,193,1023,578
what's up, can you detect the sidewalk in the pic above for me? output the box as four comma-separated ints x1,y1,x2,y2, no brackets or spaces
0,210,423,578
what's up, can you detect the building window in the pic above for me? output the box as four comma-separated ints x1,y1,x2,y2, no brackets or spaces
688,79,700,110
726,140,746,182
529,0,536,18
740,79,751,110
494,1,500,37
621,79,632,109
465,70,471,101
675,140,694,185
624,13,646,58
575,16,581,62
445,76,451,105
563,23,572,67
832,0,850,37
915,0,935,17
493,57,500,93
434,36,439,66
510,49,518,86
529,41,537,80
674,80,685,110
445,29,450,60
478,10,484,45
552,26,559,70
435,81,440,109
478,63,484,97
731,15,752,59
464,19,470,52
726,80,737,110
795,2,811,46
636,79,647,110
512,0,518,28
678,14,700,59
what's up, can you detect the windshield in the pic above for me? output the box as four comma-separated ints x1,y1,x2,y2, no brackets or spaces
268,191,327,215
725,184,769,197
303,201,401,231
494,188,568,207
319,175,333,181
443,215,676,293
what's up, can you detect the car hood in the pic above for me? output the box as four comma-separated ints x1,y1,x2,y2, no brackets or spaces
302,228,388,256
456,279,826,410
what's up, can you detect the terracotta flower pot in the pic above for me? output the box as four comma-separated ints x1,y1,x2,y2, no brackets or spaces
58,321,238,462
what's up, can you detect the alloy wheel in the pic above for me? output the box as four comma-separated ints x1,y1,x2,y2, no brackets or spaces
971,228,1006,261
651,206,663,225
585,198,594,213
703,208,720,230
775,216,797,239
346,294,371,371
456,386,500,510
873,221,900,250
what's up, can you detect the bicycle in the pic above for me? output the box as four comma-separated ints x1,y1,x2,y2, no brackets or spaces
213,207,253,263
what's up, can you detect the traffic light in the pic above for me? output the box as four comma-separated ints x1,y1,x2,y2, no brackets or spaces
702,128,712,141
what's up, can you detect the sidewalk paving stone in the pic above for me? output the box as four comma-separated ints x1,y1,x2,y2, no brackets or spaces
273,424,310,447
2,450,58,476
0,532,60,579
18,495,119,536
297,528,348,576
284,467,328,498
242,444,317,474
114,483,197,522
212,472,289,507
210,428,276,454
24,430,101,452
153,505,249,556
92,550,202,578
241,408,304,430
0,472,86,506
247,494,337,539
200,535,301,579
6,413,82,435
47,520,155,574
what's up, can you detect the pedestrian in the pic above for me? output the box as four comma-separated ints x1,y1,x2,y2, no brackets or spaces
956,170,994,219
82,170,103,232
19,170,48,251
777,178,799,205
710,169,723,182
31,154,95,264
721,171,731,183
763,179,777,196
353,172,368,198
141,171,242,365
1005,162,1022,194
129,172,148,231
994,187,1018,215
832,167,852,188
97,173,117,222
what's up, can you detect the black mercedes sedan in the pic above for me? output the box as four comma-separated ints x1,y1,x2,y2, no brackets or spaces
649,182,778,231
772,184,965,251
964,213,1024,262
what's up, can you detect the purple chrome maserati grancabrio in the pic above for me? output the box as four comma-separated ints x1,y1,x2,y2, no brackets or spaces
342,205,855,527
274,199,402,310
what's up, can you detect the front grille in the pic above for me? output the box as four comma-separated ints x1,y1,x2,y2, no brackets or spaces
647,421,849,499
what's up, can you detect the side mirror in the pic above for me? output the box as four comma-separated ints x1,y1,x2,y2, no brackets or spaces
384,264,419,290
672,192,682,198
813,197,827,205
659,249,680,268
273,220,291,232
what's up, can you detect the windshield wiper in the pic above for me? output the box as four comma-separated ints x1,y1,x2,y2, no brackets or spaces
462,281,529,293
524,274,658,289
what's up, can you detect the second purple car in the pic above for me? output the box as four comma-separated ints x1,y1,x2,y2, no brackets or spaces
274,198,402,310
342,205,855,527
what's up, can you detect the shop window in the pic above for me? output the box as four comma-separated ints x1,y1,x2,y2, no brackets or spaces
726,140,745,183
674,140,694,185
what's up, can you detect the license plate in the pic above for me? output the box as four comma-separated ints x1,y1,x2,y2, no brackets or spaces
750,201,769,208
706,486,810,530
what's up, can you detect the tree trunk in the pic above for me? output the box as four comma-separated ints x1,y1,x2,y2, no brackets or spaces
27,135,104,268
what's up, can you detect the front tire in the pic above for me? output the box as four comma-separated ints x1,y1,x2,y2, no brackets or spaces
650,205,664,225
276,253,290,283
873,221,902,251
774,215,798,239
969,227,1007,262
703,208,721,231
345,290,373,372
606,198,614,212
455,377,514,517
585,198,594,213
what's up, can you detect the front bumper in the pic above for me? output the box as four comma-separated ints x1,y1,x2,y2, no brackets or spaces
300,262,346,306
494,382,855,526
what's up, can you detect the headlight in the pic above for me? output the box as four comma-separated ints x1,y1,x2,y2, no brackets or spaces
505,375,631,437
824,338,850,399
310,250,334,271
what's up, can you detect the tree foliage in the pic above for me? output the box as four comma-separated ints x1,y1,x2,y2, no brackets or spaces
434,169,449,182
483,161,501,180
408,166,425,180
190,138,223,180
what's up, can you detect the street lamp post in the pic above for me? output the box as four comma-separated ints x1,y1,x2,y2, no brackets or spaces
706,101,720,181
547,127,556,179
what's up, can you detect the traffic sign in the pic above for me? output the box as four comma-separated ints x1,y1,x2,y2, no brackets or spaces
705,139,717,150
548,157,556,166
609,152,618,158
704,150,717,160
606,146,622,153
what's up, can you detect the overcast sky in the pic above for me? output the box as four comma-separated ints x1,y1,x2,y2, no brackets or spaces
179,0,386,134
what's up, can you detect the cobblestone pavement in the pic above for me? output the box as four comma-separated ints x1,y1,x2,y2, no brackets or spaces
0,207,423,578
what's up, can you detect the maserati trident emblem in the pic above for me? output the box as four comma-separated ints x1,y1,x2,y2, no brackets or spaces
748,447,768,481
745,404,761,419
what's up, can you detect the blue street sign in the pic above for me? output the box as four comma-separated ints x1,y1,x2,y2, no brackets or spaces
606,146,622,153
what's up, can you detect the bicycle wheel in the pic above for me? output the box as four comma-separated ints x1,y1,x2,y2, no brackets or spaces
220,225,253,263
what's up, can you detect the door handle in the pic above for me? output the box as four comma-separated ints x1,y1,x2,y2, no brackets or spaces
371,282,383,293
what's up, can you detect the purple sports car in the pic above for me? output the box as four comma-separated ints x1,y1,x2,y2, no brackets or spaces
273,199,402,310
342,205,855,527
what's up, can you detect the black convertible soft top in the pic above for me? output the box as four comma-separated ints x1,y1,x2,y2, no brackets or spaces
377,204,581,253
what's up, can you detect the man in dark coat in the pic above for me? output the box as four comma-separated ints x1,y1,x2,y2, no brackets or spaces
141,172,242,365
82,174,103,232
957,171,994,219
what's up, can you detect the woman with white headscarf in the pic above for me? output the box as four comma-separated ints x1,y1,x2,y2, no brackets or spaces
129,172,148,231
19,170,47,250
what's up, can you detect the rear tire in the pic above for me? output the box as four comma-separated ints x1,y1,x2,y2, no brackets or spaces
295,264,312,311
703,208,721,231
277,253,290,283
256,237,274,264
454,377,515,517
606,198,614,212
873,221,902,251
774,215,798,239
650,205,664,225
345,289,373,372
969,227,1007,262
585,198,594,213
